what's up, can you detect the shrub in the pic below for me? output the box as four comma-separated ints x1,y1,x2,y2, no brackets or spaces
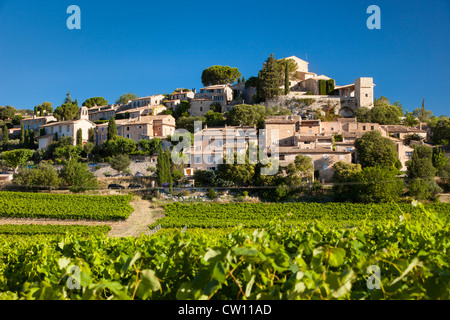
207,188,217,199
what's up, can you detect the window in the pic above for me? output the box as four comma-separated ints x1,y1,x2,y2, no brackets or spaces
138,125,142,129
346,147,352,152
126,127,130,131
305,141,310,144
339,155,344,159
323,155,328,159
365,94,369,97
194,156,202,164
158,128,161,131
371,126,374,130
363,125,366,130
279,155,285,160
200,107,203,112
323,163,328,171
309,130,312,133
406,151,413,158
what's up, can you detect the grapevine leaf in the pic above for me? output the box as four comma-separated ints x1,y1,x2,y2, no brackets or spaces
212,262,226,283
328,248,346,267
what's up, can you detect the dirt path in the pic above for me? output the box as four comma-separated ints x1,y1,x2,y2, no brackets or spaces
0,196,165,238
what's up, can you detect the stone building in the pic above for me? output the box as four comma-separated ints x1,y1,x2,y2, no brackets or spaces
21,115,57,131
38,107,95,149
95,114,176,146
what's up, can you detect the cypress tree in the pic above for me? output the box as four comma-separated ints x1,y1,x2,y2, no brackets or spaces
33,106,38,116
156,146,165,186
24,129,29,148
2,125,8,151
20,123,25,145
107,116,118,141
284,60,290,95
54,132,59,142
326,79,335,95
242,76,246,82
29,130,35,149
319,80,327,95
237,78,241,84
76,128,83,145
88,127,94,143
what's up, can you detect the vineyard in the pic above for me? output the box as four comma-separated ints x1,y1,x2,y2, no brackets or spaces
0,192,134,221
0,224,111,236
0,202,448,300
150,202,450,229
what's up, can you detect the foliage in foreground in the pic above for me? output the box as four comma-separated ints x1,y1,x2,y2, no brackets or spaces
0,203,448,300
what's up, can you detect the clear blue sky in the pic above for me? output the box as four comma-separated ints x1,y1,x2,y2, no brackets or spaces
0,0,449,116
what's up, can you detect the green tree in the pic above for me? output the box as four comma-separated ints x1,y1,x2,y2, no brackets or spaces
0,106,16,120
60,159,98,192
331,162,362,202
176,115,206,133
356,166,404,203
107,116,118,141
259,54,282,101
156,146,171,186
76,128,83,146
115,93,138,105
217,153,255,186
205,111,225,127
138,138,162,156
285,154,314,185
103,137,136,156
83,97,108,108
54,100,79,121
404,112,419,127
406,145,437,179
109,154,131,174
2,125,8,151
284,60,290,95
54,145,82,162
412,98,433,123
88,127,95,143
13,162,61,190
355,131,399,168
226,104,268,129
432,147,448,174
20,123,25,145
2,149,34,172
201,65,242,86
428,116,450,145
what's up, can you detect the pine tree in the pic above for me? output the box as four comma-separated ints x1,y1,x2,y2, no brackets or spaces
76,128,83,145
284,60,290,95
107,116,118,141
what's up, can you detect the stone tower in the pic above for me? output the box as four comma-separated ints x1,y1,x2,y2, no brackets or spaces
355,77,374,109
79,106,89,120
